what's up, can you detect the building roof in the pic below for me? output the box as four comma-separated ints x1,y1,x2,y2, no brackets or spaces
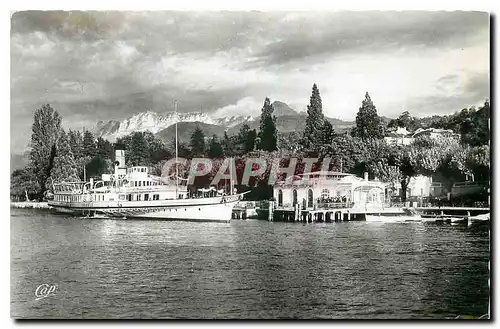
300,171,354,177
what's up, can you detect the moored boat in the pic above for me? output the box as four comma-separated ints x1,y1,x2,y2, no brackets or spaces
365,214,422,223
467,213,490,227
48,151,244,222
48,101,245,222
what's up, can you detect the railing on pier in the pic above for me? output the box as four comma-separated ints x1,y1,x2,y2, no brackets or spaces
316,202,355,209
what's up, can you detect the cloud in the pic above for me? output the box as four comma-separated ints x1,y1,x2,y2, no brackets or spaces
213,96,264,118
10,10,490,153
250,11,489,67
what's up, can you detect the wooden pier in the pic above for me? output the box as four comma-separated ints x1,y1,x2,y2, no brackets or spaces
267,202,490,223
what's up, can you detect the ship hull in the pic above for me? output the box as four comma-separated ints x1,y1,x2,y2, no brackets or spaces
49,194,243,222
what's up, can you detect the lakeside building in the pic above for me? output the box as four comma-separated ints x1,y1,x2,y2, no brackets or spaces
273,171,386,210
412,127,460,140
384,127,460,146
388,175,433,199
384,127,414,146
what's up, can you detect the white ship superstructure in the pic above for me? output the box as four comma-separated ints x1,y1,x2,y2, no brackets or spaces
48,150,242,222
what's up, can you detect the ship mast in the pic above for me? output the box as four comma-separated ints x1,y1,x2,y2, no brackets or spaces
230,157,234,195
175,100,178,199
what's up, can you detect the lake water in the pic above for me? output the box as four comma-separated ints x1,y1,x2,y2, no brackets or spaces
10,208,490,319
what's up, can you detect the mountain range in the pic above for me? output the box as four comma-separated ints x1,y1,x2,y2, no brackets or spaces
10,101,355,171
93,101,355,144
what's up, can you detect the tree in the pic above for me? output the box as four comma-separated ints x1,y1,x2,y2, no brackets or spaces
96,137,114,159
320,120,335,146
461,100,490,147
49,129,79,186
10,166,40,201
82,130,96,157
388,111,418,132
143,132,169,163
208,135,224,158
167,139,191,159
352,92,384,140
257,97,278,151
245,129,257,153
222,131,235,156
465,145,490,182
68,129,83,159
236,124,257,154
128,132,150,166
302,83,326,149
86,155,113,179
29,104,62,198
278,131,302,153
190,126,206,156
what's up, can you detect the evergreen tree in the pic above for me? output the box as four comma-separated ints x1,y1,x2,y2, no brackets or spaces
237,124,251,144
190,126,206,155
96,137,114,159
245,129,257,153
222,131,235,156
143,132,168,163
353,92,384,140
29,104,61,198
68,129,83,159
128,132,150,166
82,130,97,157
301,83,325,149
49,129,79,185
86,155,113,178
208,134,224,158
257,97,278,151
321,120,335,145
236,124,257,154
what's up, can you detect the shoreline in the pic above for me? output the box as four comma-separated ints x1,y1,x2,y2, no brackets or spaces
10,201,51,209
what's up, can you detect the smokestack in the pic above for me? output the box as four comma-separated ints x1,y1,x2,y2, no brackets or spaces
364,172,369,181
115,150,126,176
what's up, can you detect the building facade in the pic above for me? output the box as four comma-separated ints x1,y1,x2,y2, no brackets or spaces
273,171,386,210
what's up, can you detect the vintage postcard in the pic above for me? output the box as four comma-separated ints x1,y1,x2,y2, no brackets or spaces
10,10,490,319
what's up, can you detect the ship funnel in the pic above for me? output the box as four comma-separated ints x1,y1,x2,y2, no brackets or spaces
115,150,125,168
115,150,126,176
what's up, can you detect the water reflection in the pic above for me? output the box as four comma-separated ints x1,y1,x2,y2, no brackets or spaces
11,209,489,319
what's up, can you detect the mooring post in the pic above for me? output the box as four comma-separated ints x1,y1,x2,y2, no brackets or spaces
268,201,274,221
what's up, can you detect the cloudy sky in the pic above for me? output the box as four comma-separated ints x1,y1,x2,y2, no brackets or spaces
11,11,489,153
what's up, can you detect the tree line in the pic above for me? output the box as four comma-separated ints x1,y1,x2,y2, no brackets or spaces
11,85,490,203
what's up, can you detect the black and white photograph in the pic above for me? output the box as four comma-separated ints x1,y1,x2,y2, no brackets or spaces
9,7,491,320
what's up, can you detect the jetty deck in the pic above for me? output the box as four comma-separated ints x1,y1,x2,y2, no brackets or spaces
267,202,490,223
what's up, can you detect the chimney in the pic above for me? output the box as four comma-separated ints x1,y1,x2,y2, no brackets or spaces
364,172,369,181
115,150,126,176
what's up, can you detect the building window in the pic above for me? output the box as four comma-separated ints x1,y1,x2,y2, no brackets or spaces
278,189,283,207
144,194,149,201
292,189,297,205
138,181,142,187
137,194,142,201
153,194,159,200
308,189,314,208
321,189,330,199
